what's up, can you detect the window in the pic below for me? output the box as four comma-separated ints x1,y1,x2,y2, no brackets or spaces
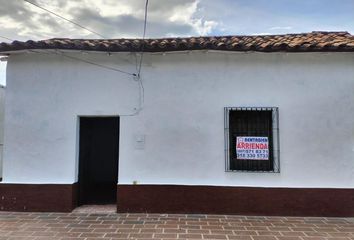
224,107,280,172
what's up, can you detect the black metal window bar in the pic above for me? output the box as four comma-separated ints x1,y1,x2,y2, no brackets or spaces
224,107,280,172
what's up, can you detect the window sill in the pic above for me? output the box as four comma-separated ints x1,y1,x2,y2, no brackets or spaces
225,170,280,173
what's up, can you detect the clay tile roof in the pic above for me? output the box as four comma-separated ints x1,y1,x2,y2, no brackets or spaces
0,31,353,54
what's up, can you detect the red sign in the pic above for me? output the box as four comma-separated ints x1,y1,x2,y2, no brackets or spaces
236,136,269,160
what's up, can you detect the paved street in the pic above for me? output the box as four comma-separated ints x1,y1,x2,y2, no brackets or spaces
0,211,354,240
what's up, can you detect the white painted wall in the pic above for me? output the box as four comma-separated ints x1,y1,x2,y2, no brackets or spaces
0,85,5,179
2,51,354,188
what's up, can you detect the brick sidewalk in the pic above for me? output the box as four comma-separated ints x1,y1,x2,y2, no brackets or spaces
0,212,354,240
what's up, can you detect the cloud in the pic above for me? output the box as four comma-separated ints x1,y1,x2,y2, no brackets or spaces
1,0,353,43
269,26,293,31
0,0,219,41
196,0,354,35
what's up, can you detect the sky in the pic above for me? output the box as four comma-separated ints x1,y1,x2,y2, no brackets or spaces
0,0,354,85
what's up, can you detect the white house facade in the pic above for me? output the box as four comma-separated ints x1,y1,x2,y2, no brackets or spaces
0,32,353,216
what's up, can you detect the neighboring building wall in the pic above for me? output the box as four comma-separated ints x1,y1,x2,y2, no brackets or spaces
0,85,4,180
2,51,354,189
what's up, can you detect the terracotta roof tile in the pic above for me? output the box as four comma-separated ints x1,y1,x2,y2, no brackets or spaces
0,31,353,53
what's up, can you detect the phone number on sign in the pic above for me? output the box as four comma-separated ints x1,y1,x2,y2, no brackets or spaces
236,149,269,160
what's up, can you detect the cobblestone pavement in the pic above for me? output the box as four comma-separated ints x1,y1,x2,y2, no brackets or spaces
0,211,354,240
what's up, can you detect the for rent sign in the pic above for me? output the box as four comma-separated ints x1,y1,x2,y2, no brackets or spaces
236,136,269,160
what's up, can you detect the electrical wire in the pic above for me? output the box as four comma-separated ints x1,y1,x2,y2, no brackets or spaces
0,36,13,42
5,0,150,115
137,0,149,78
121,0,149,116
22,0,138,70
6,0,150,115
0,34,144,116
58,53,135,76
23,0,106,38
0,35,135,76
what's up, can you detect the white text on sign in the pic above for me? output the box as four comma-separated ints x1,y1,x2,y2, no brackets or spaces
236,136,269,160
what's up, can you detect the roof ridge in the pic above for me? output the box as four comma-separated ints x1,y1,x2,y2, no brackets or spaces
1,31,353,53
41,31,352,42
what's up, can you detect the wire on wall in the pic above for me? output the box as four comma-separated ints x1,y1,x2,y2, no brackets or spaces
23,0,150,116
122,0,149,116
2,0,150,116
0,34,146,116
137,0,149,78
120,0,149,116
22,0,139,71
0,35,135,76
58,53,135,76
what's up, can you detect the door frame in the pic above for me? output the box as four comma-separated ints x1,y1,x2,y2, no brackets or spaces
75,115,120,206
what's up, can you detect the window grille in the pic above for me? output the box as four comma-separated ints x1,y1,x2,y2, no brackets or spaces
224,107,280,172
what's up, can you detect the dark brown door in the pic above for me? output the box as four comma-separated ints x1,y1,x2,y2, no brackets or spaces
78,117,119,205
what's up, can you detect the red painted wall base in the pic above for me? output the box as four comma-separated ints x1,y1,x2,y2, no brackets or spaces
0,183,77,212
1,183,353,216
117,185,354,217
